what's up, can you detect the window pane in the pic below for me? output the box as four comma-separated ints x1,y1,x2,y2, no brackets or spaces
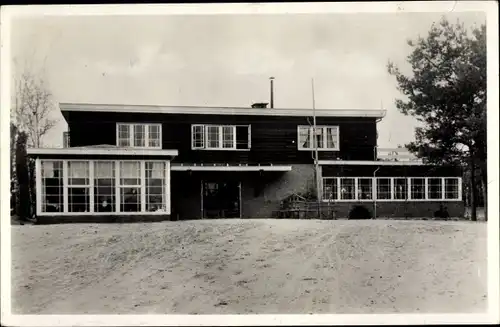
120,161,141,185
192,125,205,148
68,161,89,185
95,179,115,212
358,178,373,200
299,126,310,148
134,124,146,147
207,126,220,148
148,125,161,148
428,178,443,199
41,161,63,212
323,178,338,201
394,178,407,200
146,162,165,212
326,127,338,149
118,124,130,147
410,178,425,200
340,178,355,200
376,178,391,200
95,161,115,212
120,187,141,212
313,127,324,148
445,178,459,200
68,187,90,212
95,161,114,178
222,126,234,148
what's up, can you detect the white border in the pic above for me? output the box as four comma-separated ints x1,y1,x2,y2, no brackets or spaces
26,147,178,157
59,102,387,118
36,159,172,216
1,2,498,326
297,125,340,151
116,123,163,149
322,176,462,202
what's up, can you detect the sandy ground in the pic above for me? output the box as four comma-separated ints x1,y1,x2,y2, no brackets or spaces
11,219,487,314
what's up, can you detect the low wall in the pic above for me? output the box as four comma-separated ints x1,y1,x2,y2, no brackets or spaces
317,201,464,219
35,215,171,224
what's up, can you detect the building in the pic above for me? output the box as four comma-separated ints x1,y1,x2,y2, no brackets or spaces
27,102,464,223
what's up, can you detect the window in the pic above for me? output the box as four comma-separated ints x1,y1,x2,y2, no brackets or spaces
192,125,205,149
119,161,141,212
222,126,235,149
340,178,355,200
148,125,161,148
68,161,90,212
444,178,460,200
357,178,373,200
393,178,408,200
410,178,425,200
94,161,115,213
116,123,161,148
428,178,443,200
146,162,166,212
191,124,250,150
323,178,338,201
134,124,146,147
376,178,391,200
117,124,130,147
41,161,63,212
206,126,221,149
298,126,339,151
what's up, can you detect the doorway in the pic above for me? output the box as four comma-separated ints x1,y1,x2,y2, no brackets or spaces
202,181,241,218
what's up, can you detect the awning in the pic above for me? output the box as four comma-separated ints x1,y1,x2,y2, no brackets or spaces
171,164,292,172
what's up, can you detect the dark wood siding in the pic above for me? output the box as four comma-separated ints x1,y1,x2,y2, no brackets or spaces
64,111,378,165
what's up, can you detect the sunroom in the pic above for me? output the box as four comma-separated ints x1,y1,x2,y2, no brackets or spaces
27,146,178,221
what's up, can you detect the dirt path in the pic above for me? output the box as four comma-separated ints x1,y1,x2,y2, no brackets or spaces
11,219,487,314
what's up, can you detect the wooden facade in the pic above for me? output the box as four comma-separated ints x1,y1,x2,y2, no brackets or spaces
63,111,378,164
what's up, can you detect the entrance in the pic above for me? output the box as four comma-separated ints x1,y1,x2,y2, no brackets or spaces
202,181,241,218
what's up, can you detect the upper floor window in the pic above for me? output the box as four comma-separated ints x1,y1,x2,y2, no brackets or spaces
298,125,339,151
192,124,251,150
116,123,162,148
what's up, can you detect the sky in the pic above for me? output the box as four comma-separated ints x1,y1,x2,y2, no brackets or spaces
9,10,486,148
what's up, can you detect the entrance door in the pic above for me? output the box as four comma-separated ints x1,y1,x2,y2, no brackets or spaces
202,181,241,218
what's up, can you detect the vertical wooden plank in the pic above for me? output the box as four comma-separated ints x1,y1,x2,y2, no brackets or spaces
115,160,120,213
425,177,429,200
35,158,42,216
89,160,94,213
141,161,146,212
165,160,171,215
441,177,446,200
63,160,69,213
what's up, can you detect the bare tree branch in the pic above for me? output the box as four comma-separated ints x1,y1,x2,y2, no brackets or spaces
12,61,58,148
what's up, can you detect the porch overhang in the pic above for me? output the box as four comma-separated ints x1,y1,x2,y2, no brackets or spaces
171,163,292,172
27,146,178,159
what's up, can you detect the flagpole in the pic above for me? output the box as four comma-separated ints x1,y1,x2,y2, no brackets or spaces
311,78,321,217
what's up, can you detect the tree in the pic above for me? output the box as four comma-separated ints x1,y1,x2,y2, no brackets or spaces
387,18,486,221
15,130,31,221
12,61,57,148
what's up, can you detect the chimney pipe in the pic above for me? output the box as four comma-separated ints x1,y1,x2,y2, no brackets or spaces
270,77,275,108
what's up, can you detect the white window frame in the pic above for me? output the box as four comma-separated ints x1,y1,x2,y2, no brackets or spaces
94,160,116,213
36,159,171,216
116,123,162,149
321,176,462,202
191,124,250,151
297,125,340,151
67,161,92,213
